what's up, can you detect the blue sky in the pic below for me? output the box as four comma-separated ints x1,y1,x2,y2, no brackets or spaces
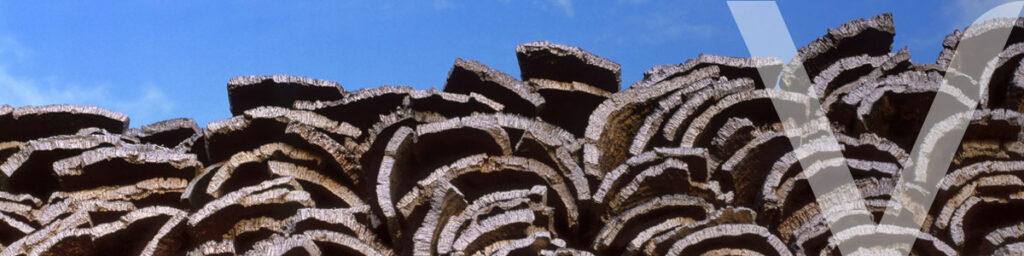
0,0,1012,126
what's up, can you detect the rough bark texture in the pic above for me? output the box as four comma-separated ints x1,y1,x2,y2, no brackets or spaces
3,13,1024,255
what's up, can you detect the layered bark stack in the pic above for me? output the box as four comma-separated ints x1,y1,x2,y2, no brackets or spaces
3,13,1024,255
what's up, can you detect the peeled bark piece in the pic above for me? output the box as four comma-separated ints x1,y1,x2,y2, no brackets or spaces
227,75,346,116
897,109,1024,187
375,116,519,209
1005,60,1024,113
367,113,588,249
2,200,133,256
187,177,314,244
22,228,96,256
294,86,416,132
516,41,621,93
52,144,200,192
413,116,513,170
48,177,188,210
781,13,895,88
659,78,757,148
762,147,906,238
930,160,1024,254
213,206,391,256
976,42,1024,110
819,51,913,135
541,248,597,256
938,18,1024,80
846,70,967,149
242,233,321,256
208,106,361,147
0,141,22,166
585,76,756,179
0,211,34,248
819,224,956,256
203,142,324,199
590,194,715,255
418,185,557,256
128,118,209,165
357,100,505,189
475,231,571,256
290,207,387,248
303,230,394,256
0,134,126,199
635,207,790,256
953,109,1024,167
583,69,717,178
443,58,545,117
407,89,504,119
759,133,904,200
516,41,620,137
678,89,814,164
131,118,201,148
298,86,501,134
385,154,582,252
0,192,39,247
536,86,608,138
204,107,362,182
184,206,393,256
633,55,782,89
0,105,130,143
32,199,136,228
718,120,822,208
186,240,234,256
811,50,912,100
89,206,188,256
592,148,724,219
980,222,1024,256
181,163,221,211
266,161,365,208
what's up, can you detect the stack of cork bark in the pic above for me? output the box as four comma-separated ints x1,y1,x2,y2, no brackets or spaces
4,13,1024,255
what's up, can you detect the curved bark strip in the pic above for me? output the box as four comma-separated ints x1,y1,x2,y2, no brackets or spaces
294,85,417,133
8,13,1024,256
388,154,581,245
443,58,544,117
1,134,128,198
227,74,346,116
517,41,618,137
517,41,621,94
0,105,130,142
187,177,313,245
204,106,361,165
634,54,782,89
0,192,38,248
820,224,957,256
819,51,913,136
780,13,896,90
52,144,200,192
590,194,715,255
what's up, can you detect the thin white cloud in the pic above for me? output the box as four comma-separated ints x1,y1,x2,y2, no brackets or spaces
948,0,1016,29
639,13,714,44
591,6,716,46
0,36,28,61
433,0,453,10
617,0,648,4
0,38,176,126
498,0,574,17
552,0,574,17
